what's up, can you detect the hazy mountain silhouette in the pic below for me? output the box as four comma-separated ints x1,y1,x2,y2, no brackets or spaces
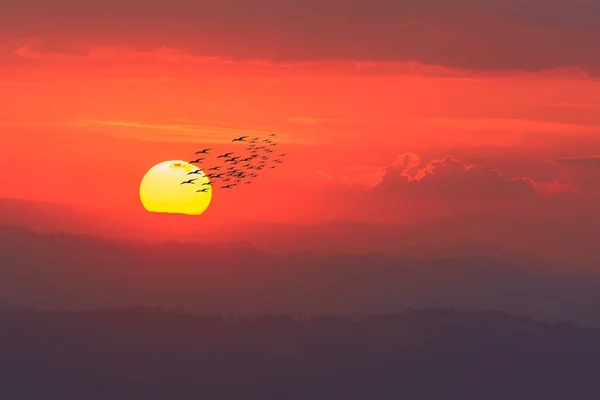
3,226,600,327
1,308,599,399
2,197,599,267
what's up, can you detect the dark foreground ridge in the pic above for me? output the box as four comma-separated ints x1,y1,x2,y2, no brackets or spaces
1,308,600,399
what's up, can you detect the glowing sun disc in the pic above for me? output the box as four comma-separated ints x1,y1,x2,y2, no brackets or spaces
139,160,212,215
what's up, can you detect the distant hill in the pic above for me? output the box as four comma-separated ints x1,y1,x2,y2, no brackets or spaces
0,308,599,398
2,226,600,327
2,197,599,267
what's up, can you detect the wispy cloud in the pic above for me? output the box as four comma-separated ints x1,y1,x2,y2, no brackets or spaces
546,102,598,109
76,119,312,144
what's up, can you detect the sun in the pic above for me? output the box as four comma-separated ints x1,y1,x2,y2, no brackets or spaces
139,160,212,216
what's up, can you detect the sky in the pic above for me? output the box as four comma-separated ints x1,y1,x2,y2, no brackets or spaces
1,0,600,232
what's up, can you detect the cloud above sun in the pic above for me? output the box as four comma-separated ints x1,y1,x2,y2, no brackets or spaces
2,0,600,73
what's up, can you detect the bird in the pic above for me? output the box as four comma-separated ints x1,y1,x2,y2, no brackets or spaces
213,173,224,179
279,153,286,156
217,152,234,158
187,170,203,175
189,158,205,163
232,136,249,142
225,156,240,163
181,179,197,185
244,181,252,184
268,133,276,137
221,184,235,189
195,148,212,154
202,182,212,186
196,188,209,193
274,159,282,164
208,166,221,171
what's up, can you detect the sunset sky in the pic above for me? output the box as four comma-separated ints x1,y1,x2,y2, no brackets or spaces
2,0,600,230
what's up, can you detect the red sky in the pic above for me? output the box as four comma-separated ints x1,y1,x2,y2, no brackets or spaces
1,0,600,232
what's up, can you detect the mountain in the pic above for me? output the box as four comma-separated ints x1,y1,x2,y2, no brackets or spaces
1,308,599,398
2,197,599,267
2,226,600,327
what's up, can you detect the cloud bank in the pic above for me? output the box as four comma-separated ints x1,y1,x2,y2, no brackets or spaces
2,0,600,72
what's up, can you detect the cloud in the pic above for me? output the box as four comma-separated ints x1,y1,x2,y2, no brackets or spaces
548,155,600,196
2,0,600,71
316,153,585,221
374,154,543,200
550,155,600,168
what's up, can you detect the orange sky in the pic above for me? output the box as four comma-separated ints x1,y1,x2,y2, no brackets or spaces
2,0,600,229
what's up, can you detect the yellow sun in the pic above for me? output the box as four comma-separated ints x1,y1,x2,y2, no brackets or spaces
140,160,212,215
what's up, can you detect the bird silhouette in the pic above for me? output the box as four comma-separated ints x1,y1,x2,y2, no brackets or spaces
221,184,235,189
187,170,203,175
201,182,212,186
181,179,197,185
232,136,249,142
217,152,234,158
196,188,209,193
195,148,212,154
189,158,205,163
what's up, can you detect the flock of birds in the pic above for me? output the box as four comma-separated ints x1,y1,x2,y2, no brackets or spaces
180,133,286,193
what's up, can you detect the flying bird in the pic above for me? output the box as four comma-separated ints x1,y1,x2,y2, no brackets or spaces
268,133,276,136
181,179,197,185
196,188,209,193
189,158,205,163
195,148,212,154
208,166,221,171
232,136,249,142
221,184,235,189
217,152,234,158
187,170,203,175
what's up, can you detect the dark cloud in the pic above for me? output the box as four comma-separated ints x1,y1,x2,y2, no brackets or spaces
316,153,591,222
1,0,600,71
550,155,600,168
549,155,600,196
374,154,540,200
